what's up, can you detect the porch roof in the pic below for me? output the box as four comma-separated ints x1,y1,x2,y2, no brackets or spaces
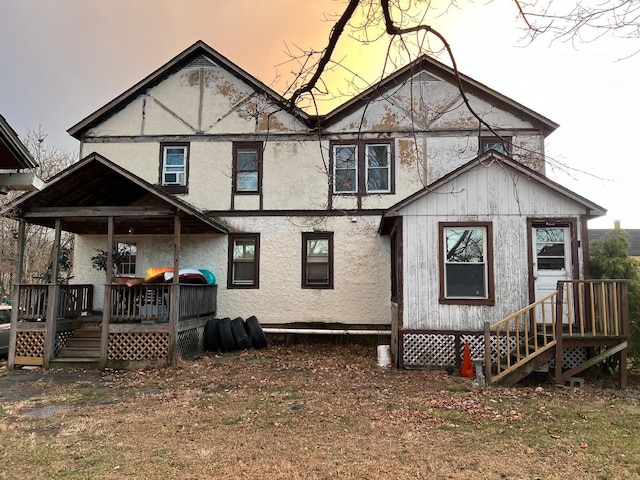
0,152,229,235
379,150,607,234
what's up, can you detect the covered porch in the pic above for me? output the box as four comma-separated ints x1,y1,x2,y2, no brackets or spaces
3,153,229,369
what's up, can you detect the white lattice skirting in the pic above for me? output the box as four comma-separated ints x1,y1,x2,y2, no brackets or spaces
401,330,588,370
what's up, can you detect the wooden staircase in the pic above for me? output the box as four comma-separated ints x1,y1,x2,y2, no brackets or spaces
51,321,101,368
485,280,629,388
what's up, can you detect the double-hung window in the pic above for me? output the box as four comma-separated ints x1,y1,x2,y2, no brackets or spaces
302,232,333,289
332,142,392,194
115,241,137,276
440,223,494,305
233,142,262,194
228,234,259,288
160,143,188,193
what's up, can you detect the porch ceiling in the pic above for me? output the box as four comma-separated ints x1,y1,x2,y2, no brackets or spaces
1,153,229,235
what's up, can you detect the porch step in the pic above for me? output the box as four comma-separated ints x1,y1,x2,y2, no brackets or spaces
57,324,101,359
49,357,100,369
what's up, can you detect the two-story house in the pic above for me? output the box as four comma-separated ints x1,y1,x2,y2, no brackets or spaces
5,41,628,386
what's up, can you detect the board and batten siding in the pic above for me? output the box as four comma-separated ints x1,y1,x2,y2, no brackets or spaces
399,160,589,331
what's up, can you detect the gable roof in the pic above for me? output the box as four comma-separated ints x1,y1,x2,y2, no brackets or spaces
321,55,559,136
0,113,37,170
379,150,605,234
67,41,311,139
1,152,229,235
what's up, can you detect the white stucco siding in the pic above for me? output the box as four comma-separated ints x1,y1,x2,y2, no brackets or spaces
86,65,307,138
262,141,329,210
74,215,391,326
327,75,539,134
80,143,160,184
218,216,390,324
399,161,589,331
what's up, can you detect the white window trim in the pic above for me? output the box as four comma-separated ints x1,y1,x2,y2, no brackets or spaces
365,143,391,193
162,145,187,186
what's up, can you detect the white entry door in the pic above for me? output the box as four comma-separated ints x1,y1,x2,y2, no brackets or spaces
532,226,572,324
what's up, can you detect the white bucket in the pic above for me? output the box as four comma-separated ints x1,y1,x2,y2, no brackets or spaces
377,344,391,367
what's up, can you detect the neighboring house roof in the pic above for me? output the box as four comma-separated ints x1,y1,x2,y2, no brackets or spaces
68,40,558,139
320,55,559,136
67,40,311,139
1,152,229,235
379,150,606,234
0,113,37,170
588,229,640,257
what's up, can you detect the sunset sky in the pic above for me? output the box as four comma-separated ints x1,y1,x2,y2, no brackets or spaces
1,0,638,229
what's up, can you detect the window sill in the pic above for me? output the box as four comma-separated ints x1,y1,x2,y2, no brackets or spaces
160,185,188,195
439,298,495,306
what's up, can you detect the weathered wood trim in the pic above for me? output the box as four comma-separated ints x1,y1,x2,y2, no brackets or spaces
43,218,62,369
168,215,181,365
8,220,25,369
207,209,386,217
99,216,114,368
22,206,177,218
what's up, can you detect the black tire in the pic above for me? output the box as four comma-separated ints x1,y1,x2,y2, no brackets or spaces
217,317,236,352
230,317,252,350
245,315,268,349
205,319,220,352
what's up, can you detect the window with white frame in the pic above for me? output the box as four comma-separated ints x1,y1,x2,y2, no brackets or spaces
160,143,188,188
332,142,392,194
440,223,494,304
115,241,137,276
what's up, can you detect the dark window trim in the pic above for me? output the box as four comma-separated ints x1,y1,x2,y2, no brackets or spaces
227,233,260,289
438,222,494,306
330,140,395,196
302,232,334,289
480,136,512,156
159,142,189,194
232,142,263,195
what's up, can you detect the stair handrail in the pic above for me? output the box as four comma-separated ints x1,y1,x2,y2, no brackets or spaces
484,291,558,384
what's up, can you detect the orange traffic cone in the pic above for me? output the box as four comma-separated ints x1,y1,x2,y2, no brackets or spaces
461,342,474,378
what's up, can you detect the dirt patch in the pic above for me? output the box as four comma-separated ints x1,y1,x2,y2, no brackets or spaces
0,343,638,479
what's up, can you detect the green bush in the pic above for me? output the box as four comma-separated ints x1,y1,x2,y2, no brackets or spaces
589,229,640,361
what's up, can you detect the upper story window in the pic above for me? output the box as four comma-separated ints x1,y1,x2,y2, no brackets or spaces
228,233,260,289
302,232,334,289
233,142,262,194
439,222,494,306
332,142,393,194
160,143,189,194
480,136,512,156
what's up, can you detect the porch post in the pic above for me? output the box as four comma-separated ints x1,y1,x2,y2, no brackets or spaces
554,282,564,385
8,220,26,370
99,216,114,369
168,215,181,366
43,218,62,369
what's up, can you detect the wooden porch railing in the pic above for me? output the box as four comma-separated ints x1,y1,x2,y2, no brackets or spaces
484,291,558,384
485,280,629,385
557,280,629,338
15,284,93,321
109,283,217,323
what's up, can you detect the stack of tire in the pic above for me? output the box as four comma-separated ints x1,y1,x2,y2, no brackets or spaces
205,316,268,353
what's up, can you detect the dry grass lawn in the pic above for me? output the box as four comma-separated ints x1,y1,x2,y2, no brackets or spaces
0,342,639,479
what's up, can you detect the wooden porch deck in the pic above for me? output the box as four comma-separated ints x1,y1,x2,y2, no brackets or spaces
485,280,629,387
8,283,217,369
